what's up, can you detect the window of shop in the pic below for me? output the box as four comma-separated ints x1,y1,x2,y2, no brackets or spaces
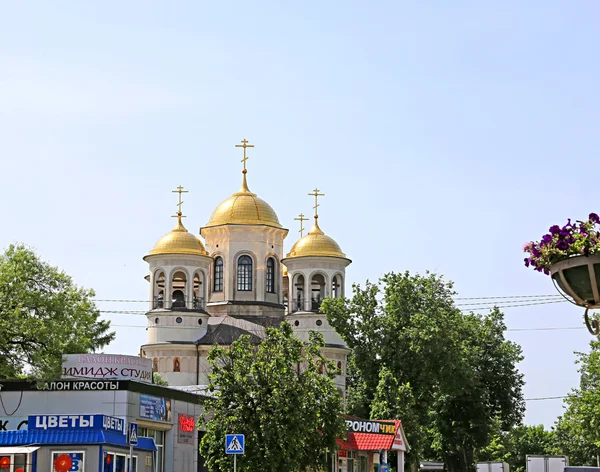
51,451,85,472
0,453,32,472
139,428,165,472
103,452,137,472
359,455,368,472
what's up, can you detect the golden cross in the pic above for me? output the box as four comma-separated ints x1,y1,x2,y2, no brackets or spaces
294,213,309,237
309,188,325,218
235,138,254,173
171,185,189,218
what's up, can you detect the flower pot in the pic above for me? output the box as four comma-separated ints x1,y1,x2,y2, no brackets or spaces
551,254,600,308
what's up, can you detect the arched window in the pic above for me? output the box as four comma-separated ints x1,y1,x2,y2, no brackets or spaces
152,358,159,372
237,255,253,291
311,273,326,312
193,272,204,309
332,275,341,298
266,258,276,293
154,271,165,309
213,257,223,292
171,270,187,308
173,357,181,373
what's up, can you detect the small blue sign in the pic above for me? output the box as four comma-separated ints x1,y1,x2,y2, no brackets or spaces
225,434,245,454
129,422,139,446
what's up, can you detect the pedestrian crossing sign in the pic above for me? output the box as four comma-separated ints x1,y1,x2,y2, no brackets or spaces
225,434,245,454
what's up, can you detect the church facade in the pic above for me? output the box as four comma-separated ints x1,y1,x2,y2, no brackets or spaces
140,140,351,398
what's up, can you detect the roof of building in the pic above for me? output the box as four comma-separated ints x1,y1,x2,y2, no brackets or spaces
203,173,282,229
337,420,406,452
0,430,157,451
285,218,347,260
145,214,208,259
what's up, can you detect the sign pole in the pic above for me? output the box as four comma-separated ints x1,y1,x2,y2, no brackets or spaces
129,443,133,472
234,454,236,472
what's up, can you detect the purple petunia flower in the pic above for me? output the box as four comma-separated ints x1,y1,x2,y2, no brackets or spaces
532,248,541,257
556,240,569,250
590,213,600,223
524,258,531,267
541,234,553,246
549,225,561,235
543,268,550,275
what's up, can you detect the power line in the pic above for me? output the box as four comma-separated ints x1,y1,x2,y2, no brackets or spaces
92,294,566,304
454,294,562,301
459,300,567,311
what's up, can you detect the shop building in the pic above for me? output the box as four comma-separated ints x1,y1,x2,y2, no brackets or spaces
0,379,207,472
335,418,410,472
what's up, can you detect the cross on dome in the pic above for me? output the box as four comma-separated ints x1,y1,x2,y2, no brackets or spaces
309,188,325,219
294,213,308,237
235,138,254,174
171,185,189,220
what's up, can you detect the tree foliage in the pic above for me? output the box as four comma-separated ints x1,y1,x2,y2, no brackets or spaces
554,340,600,466
0,244,114,378
199,322,345,472
323,271,525,472
478,423,558,472
153,373,169,386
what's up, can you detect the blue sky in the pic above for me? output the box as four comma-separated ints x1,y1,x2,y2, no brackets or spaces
1,1,599,428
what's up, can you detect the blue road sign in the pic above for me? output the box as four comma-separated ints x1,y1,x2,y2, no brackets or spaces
129,422,139,446
225,434,245,454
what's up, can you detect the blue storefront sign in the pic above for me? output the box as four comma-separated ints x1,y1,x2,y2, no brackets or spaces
28,414,126,434
139,394,170,422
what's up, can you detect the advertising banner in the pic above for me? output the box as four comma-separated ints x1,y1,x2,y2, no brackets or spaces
178,414,195,444
139,394,171,422
29,414,125,433
62,354,152,383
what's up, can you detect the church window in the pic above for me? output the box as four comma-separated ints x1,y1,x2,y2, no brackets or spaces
153,358,159,372
237,255,253,291
332,275,341,298
316,319,323,326
198,318,203,325
174,357,181,372
266,258,276,293
214,257,224,292
176,317,182,324
171,270,187,308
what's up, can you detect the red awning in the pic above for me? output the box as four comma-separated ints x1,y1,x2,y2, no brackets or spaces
337,420,401,451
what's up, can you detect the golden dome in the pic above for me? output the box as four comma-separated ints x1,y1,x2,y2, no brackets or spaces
286,218,347,259
145,216,208,259
204,174,281,228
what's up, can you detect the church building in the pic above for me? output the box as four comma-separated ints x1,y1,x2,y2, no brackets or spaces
140,139,351,398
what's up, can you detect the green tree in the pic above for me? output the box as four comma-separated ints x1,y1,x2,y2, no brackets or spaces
153,373,169,386
478,424,557,472
199,322,345,472
323,271,525,472
0,244,114,378
554,340,600,466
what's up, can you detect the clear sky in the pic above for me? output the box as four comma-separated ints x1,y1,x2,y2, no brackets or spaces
1,1,598,428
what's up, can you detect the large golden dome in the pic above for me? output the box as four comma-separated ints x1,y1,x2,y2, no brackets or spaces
204,174,281,228
286,218,347,259
145,216,208,259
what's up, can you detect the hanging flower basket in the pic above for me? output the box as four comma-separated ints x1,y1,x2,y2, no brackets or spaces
524,213,600,335
551,254,600,307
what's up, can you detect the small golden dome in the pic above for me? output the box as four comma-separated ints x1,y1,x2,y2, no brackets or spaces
204,174,281,228
286,218,347,259
145,216,208,258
